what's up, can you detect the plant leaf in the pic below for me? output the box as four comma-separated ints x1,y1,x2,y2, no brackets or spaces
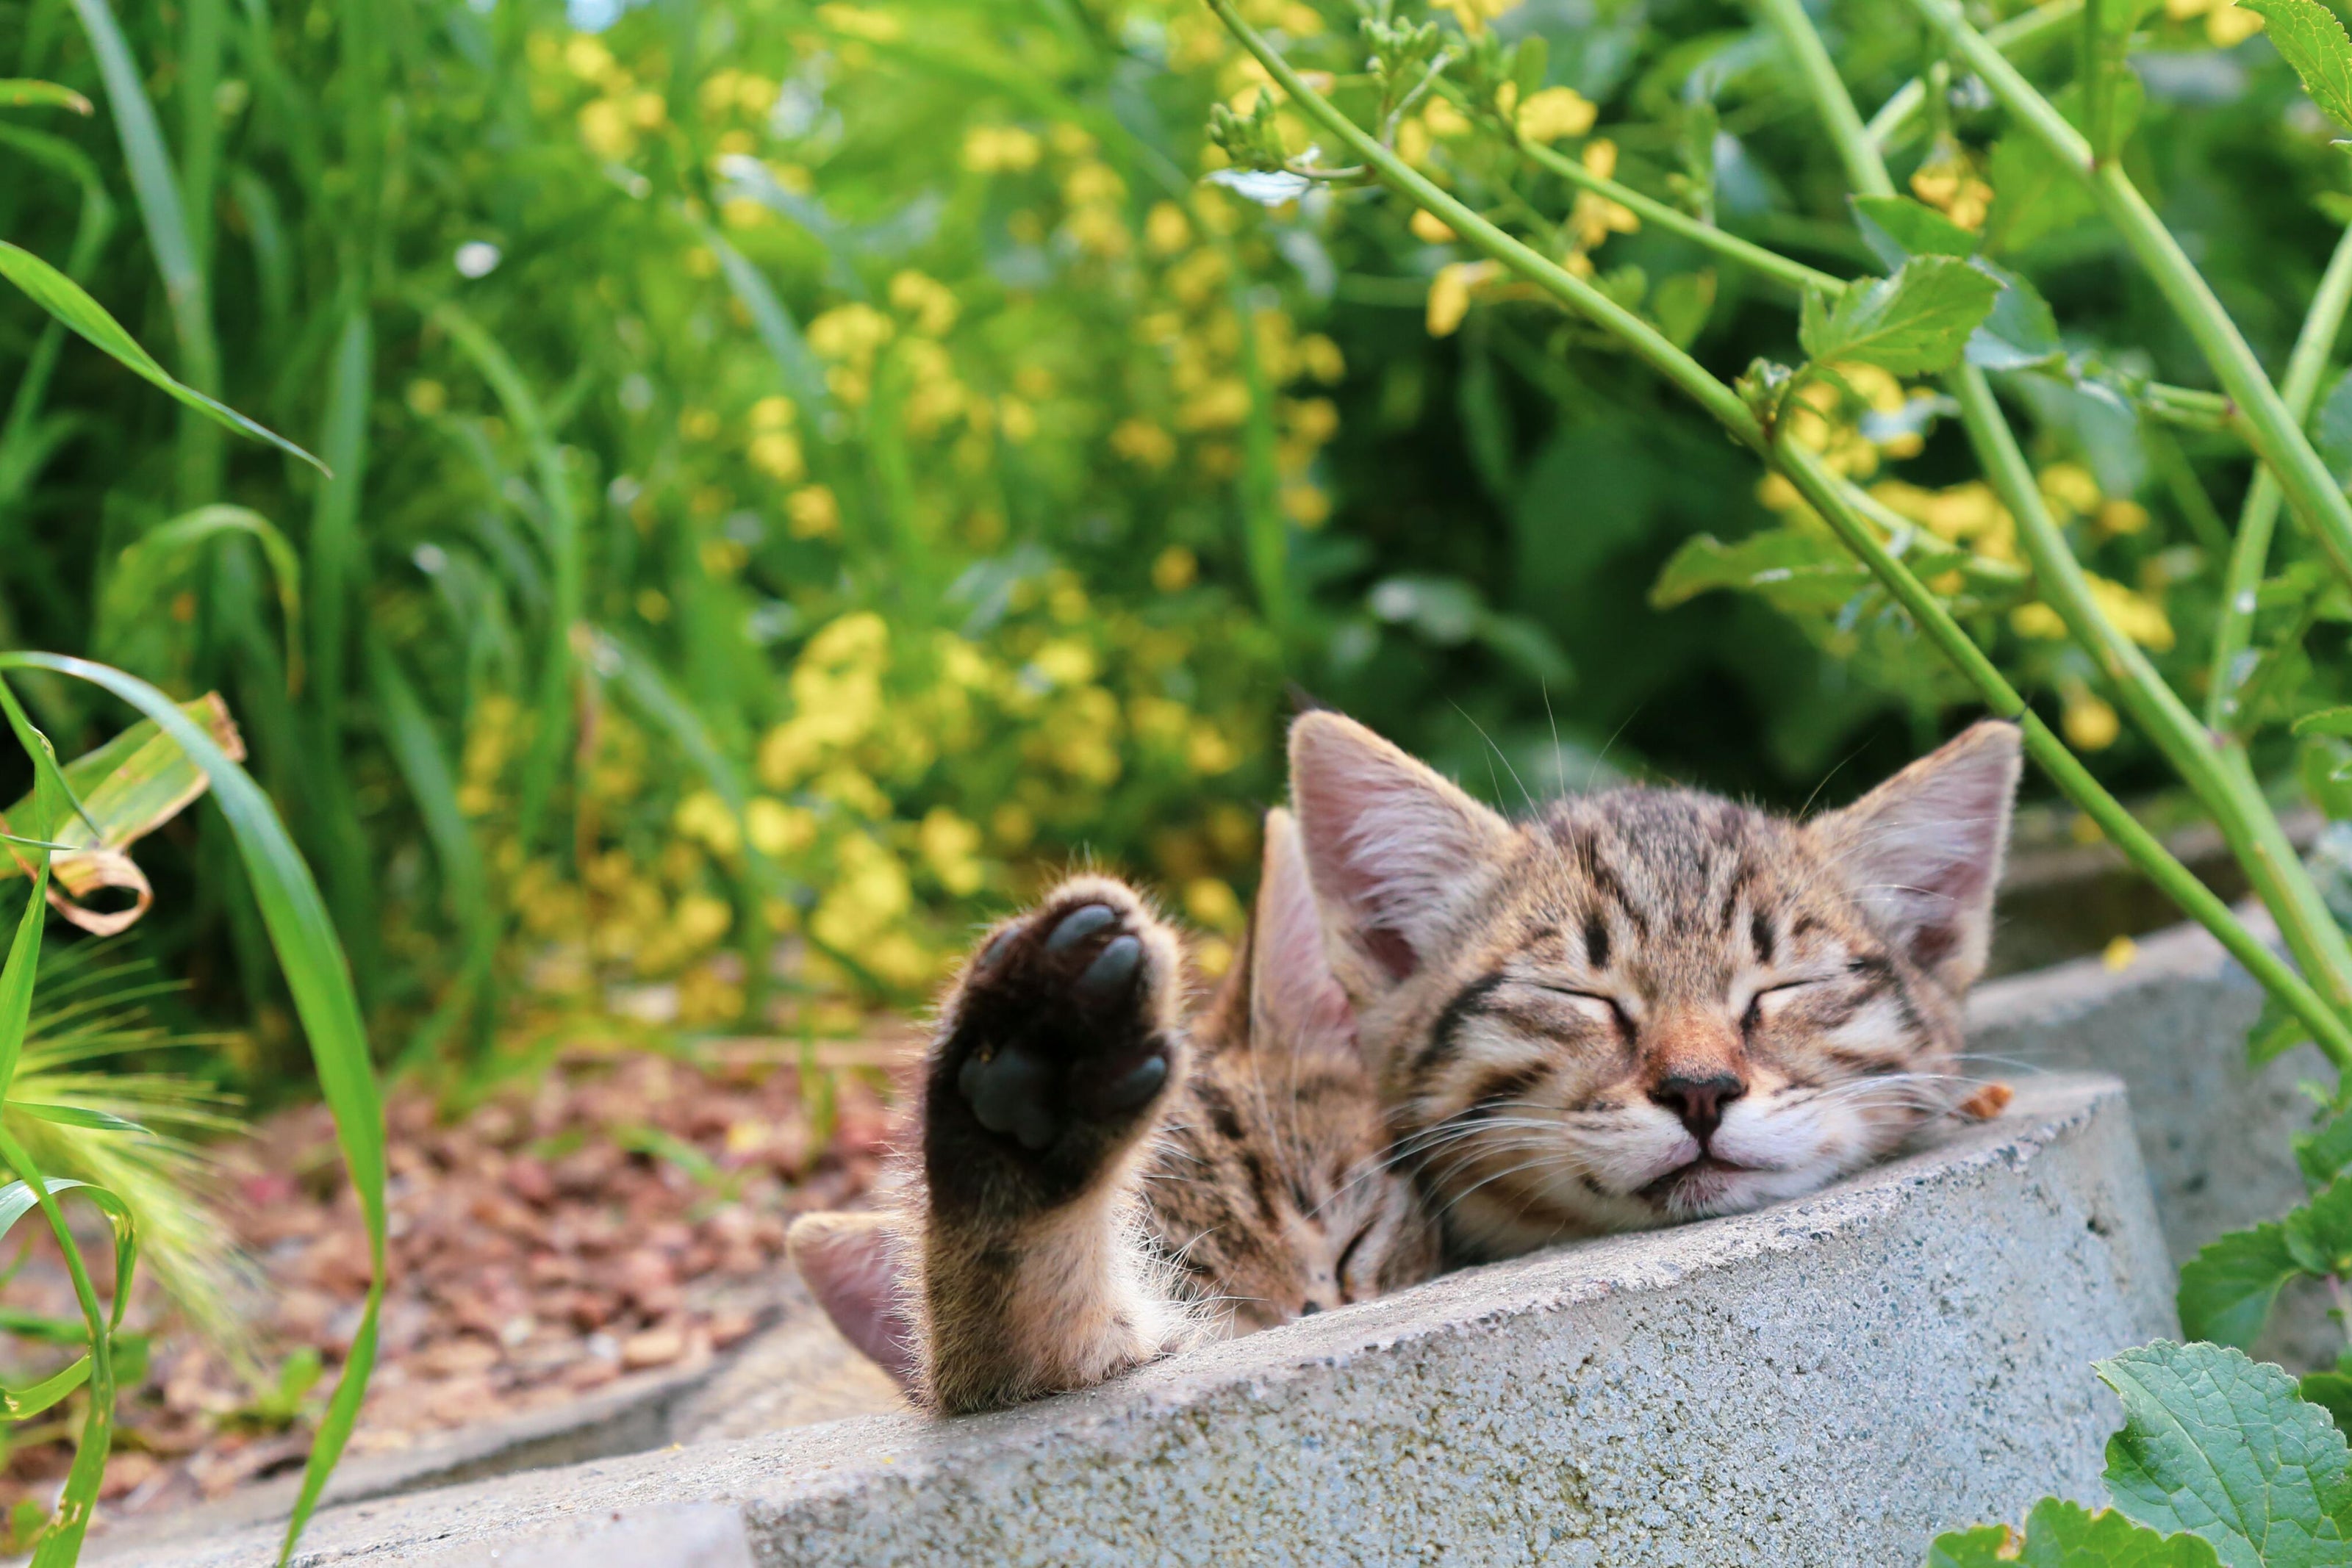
0,80,93,114
1968,261,2066,373
0,242,325,473
2286,1175,2352,1275
1932,1500,2222,1566
1849,195,1979,270
2298,1114,2352,1193
1797,254,2001,375
2307,1374,2352,1439
2298,708,2352,738
1651,529,1874,615
2098,1340,2352,1568
2177,1224,2303,1350
2240,0,2352,135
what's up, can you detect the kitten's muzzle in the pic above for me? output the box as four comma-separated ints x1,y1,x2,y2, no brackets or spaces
1648,1072,1746,1144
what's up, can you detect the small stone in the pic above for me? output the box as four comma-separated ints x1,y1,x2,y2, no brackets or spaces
621,1326,685,1370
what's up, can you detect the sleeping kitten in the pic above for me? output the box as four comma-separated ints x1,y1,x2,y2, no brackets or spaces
1284,711,2020,1260
789,808,1441,1414
794,712,2020,1409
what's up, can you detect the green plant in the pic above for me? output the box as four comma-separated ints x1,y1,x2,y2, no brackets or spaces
1200,0,2352,1518
1933,1341,2346,1567
0,656,383,1567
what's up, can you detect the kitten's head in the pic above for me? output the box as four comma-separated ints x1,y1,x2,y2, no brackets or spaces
1288,713,2020,1257
1159,808,1441,1329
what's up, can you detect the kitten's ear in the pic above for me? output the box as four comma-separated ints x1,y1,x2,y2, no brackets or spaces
1288,712,1513,984
786,1211,919,1392
1810,719,2021,993
1248,809,1359,1059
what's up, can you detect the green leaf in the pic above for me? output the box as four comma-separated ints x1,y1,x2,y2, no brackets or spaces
2316,370,2352,490
0,80,93,114
1968,262,2066,373
1651,529,1873,616
2298,1115,2352,1192
1850,195,1980,270
7,1103,147,1134
2286,1176,2352,1275
2254,988,2315,1068
2177,1224,2303,1350
1987,134,2101,253
2240,0,2352,135
1797,255,2001,375
0,243,324,473
2300,708,2352,738
1931,1500,2222,1566
2098,1341,2352,1568
2306,1373,2352,1438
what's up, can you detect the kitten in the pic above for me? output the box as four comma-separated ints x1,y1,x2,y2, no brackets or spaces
788,808,1441,1414
1283,711,2021,1261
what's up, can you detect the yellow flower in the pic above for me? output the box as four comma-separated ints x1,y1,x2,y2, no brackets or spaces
2209,1,2264,45
1145,203,1192,255
1030,639,1097,687
750,395,797,432
888,270,959,336
1517,86,1597,143
787,486,842,539
2102,935,2139,972
721,197,767,230
2062,688,2121,751
1298,334,1346,384
1282,483,1331,527
963,124,1041,173
565,37,616,82
1186,877,1245,935
746,797,817,857
2087,575,2174,651
1410,209,1458,244
2038,461,2101,519
749,432,806,483
918,808,986,896
808,303,894,363
1187,722,1240,775
1422,96,1473,138
1427,259,1499,337
1177,380,1252,431
673,893,734,949
675,789,742,856
1152,546,1199,591
2010,602,2067,640
1430,0,1523,34
1112,419,1177,469
817,4,903,41
2098,498,2151,536
578,98,634,159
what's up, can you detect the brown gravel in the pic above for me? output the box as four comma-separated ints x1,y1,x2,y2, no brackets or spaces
0,1040,910,1537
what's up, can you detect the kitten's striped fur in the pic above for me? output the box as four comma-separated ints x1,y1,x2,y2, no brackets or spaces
792,713,2019,1411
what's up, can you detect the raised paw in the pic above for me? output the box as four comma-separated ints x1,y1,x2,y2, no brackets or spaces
924,877,1186,1214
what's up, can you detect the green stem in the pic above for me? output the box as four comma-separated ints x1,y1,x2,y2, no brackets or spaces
1951,365,2352,1014
1508,131,1843,296
1907,0,2352,602
1866,0,2084,151
1756,0,1893,197
2209,222,2352,730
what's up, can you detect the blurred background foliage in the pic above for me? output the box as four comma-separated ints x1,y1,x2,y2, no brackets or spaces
4,0,2348,1094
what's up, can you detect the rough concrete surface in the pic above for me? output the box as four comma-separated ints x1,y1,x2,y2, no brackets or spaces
100,1073,2172,1568
1965,915,2333,1366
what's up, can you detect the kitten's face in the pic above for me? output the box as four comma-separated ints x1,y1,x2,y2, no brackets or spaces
1289,715,2020,1259
1151,808,1441,1328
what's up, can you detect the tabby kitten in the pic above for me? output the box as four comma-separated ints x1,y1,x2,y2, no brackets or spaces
1283,711,2021,1260
792,712,2020,1411
788,808,1441,1414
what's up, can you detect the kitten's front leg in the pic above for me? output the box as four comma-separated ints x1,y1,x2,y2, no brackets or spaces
918,876,1194,1414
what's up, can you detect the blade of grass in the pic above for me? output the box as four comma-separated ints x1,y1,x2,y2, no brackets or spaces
0,79,92,112
100,506,306,692
65,0,227,503
0,653,384,1568
0,244,324,474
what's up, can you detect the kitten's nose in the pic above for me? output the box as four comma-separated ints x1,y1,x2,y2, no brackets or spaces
1651,1072,1745,1143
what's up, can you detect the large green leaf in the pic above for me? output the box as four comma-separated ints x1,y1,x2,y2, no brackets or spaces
1798,255,2001,375
2240,0,2352,135
1930,1500,2220,1566
2098,1342,2352,1568
0,242,322,473
1651,528,1874,616
2177,1224,2302,1350
1850,195,1979,269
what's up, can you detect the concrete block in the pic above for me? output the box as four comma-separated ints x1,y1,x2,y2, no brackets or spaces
99,1073,2171,1567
